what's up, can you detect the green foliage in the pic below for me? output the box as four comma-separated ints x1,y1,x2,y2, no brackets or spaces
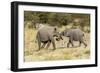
24,11,90,32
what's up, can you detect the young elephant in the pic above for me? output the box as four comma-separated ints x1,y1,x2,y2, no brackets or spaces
36,26,62,51
60,29,87,48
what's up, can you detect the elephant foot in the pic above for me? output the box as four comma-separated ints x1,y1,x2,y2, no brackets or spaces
84,44,87,48
67,46,70,48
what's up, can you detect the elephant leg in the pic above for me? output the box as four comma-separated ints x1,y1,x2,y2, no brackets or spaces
80,39,87,48
79,41,82,47
51,39,56,50
67,37,74,48
49,36,56,50
67,40,73,47
46,41,51,49
41,43,47,48
82,41,87,48
67,38,71,48
70,40,74,47
67,41,70,48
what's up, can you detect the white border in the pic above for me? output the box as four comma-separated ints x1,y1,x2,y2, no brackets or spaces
18,5,96,68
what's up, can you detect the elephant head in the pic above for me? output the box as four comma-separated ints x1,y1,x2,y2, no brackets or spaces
53,27,63,41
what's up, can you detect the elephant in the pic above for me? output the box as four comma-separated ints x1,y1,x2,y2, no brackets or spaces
36,25,63,51
60,28,87,48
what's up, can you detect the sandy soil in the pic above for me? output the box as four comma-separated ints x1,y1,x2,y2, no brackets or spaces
24,28,90,62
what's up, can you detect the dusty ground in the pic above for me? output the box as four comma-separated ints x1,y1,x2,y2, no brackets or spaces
24,28,90,62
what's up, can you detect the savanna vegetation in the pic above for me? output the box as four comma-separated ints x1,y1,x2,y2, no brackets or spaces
24,11,90,62
24,11,90,32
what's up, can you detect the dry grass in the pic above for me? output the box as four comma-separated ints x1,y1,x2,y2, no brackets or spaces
24,27,90,62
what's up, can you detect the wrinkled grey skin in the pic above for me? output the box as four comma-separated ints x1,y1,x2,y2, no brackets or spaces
36,26,62,51
60,29,87,48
